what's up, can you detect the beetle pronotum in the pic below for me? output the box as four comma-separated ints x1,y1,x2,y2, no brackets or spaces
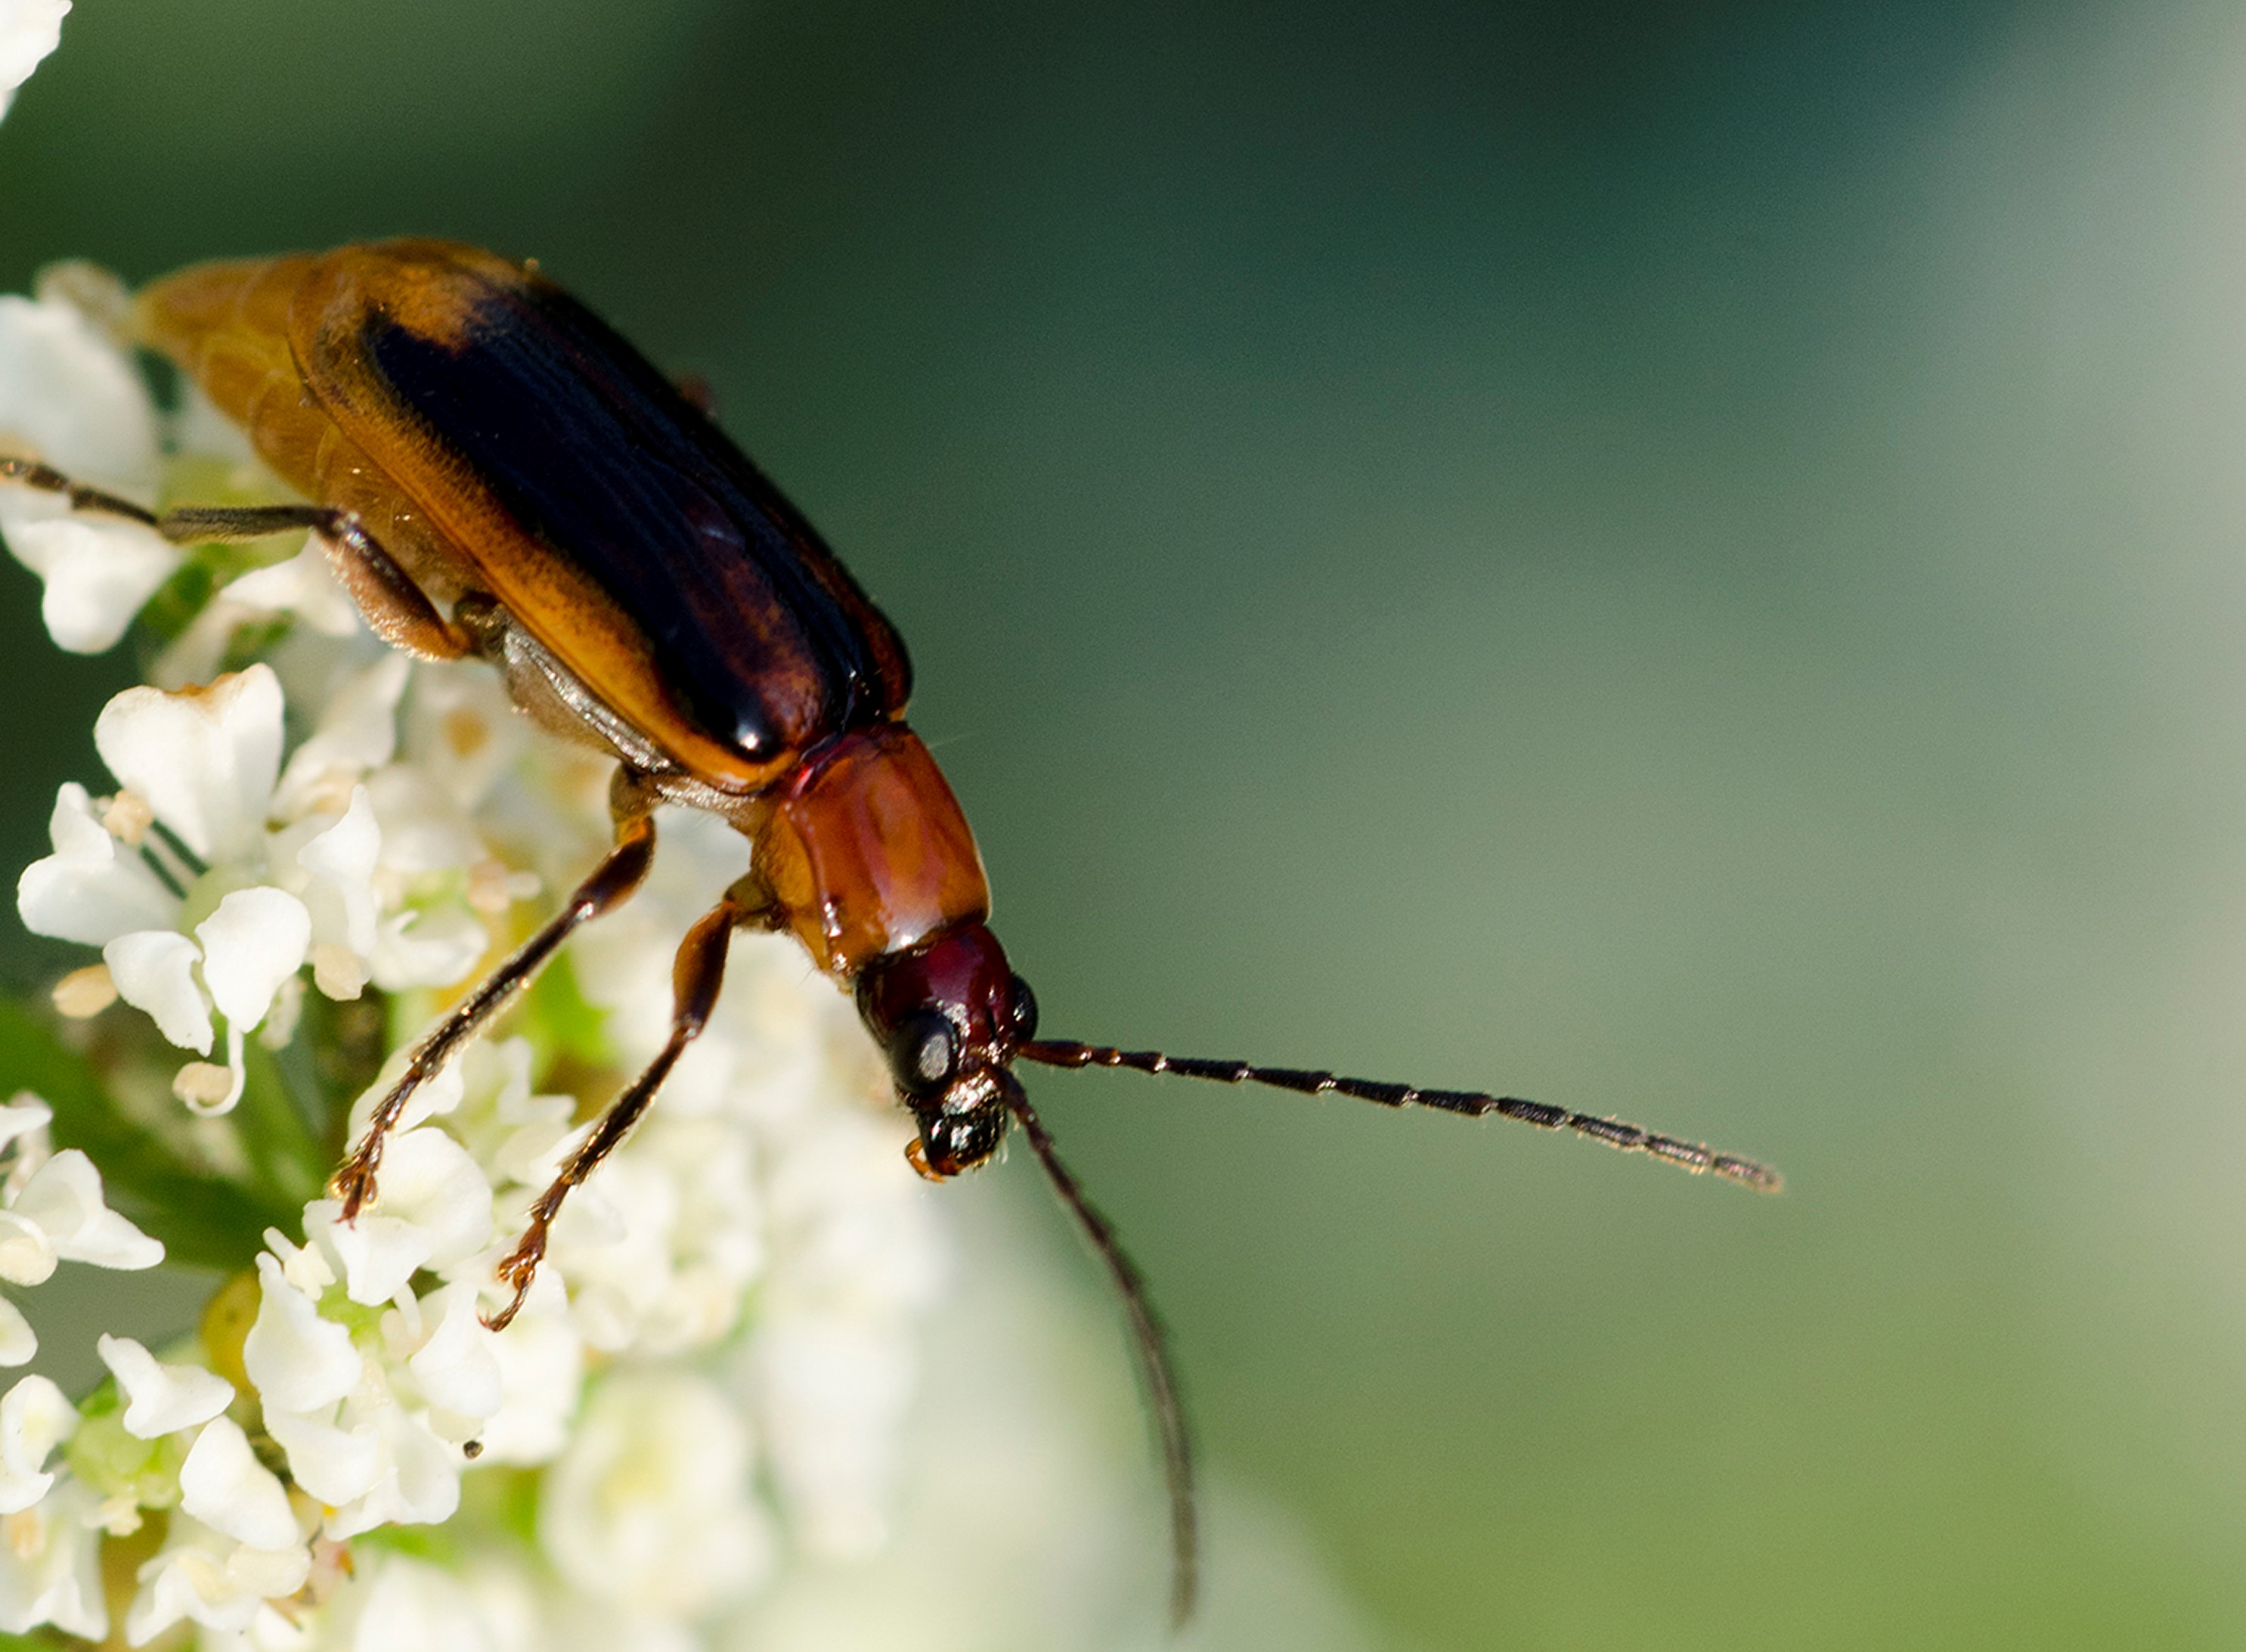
4,240,1780,1623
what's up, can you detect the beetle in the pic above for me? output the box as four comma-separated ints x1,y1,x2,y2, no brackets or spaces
2,240,1780,1623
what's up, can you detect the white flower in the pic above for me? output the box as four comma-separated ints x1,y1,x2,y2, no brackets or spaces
0,0,68,122
320,1393,463,1539
178,1416,298,1551
16,665,413,1111
97,1334,234,1439
539,1369,772,1619
243,1254,361,1414
404,1282,503,1423
0,1104,160,1368
302,1126,494,1306
0,1474,106,1640
125,1512,310,1644
0,277,179,652
0,1375,73,1513
1,1146,163,1276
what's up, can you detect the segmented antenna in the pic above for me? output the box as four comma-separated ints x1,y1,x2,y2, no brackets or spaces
1017,1040,1783,1192
1002,1090,1199,1628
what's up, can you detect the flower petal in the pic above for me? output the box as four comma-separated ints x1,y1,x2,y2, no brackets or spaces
0,1297,34,1368
0,496,182,654
0,2,70,126
0,1476,107,1641
291,786,381,959
264,1405,379,1508
302,1201,428,1309
94,667,283,862
102,929,212,1053
0,1096,51,1158
369,905,488,993
17,783,180,946
0,1374,73,1514
475,1303,581,1467
273,655,407,816
538,1368,770,1616
376,1127,493,1275
218,539,360,637
242,1254,361,1414
97,1335,234,1440
406,1284,503,1421
195,886,311,1030
0,284,154,489
0,1375,72,1519
321,1401,460,1537
0,1213,56,1288
178,1417,297,1550
10,1150,162,1269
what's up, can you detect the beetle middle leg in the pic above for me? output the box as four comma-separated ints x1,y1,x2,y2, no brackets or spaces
333,774,661,1220
484,888,745,1331
0,457,470,661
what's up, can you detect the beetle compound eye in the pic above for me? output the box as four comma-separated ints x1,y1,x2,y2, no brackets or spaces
894,1010,958,1094
1008,974,1039,1043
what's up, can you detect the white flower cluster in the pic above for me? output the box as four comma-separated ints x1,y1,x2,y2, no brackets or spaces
0,642,956,1644
0,271,955,1644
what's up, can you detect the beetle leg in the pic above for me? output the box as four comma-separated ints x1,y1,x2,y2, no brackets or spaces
332,792,660,1221
0,459,469,661
0,456,163,524
485,891,743,1331
160,502,470,662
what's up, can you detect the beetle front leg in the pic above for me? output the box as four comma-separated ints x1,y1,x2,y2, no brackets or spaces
333,784,660,1220
485,888,744,1331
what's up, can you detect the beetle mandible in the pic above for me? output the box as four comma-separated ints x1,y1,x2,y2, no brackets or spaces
2,240,1781,1623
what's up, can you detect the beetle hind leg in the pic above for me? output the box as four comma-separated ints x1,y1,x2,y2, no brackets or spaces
485,891,743,1331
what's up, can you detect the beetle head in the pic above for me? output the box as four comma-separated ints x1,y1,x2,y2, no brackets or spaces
854,922,1038,1178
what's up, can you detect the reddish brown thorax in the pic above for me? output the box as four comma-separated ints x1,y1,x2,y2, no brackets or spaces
753,722,990,978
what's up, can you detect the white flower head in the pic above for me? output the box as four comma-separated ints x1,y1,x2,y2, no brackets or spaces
0,0,69,122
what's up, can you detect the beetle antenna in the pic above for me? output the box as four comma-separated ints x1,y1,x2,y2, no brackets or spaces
1002,1087,1198,1628
1017,1040,1783,1192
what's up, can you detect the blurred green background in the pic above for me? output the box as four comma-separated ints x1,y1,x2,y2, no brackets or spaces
8,0,2246,1644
